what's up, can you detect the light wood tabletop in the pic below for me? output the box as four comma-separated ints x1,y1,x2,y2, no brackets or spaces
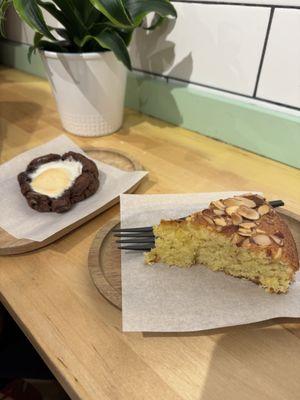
1,66,300,400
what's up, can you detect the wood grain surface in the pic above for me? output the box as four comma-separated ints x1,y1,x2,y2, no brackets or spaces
0,147,144,255
88,209,300,309
1,67,300,400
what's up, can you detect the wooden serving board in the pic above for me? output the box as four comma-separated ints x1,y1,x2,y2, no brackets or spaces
88,208,300,310
0,148,144,256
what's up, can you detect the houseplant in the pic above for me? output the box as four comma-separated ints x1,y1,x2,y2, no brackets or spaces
0,0,177,136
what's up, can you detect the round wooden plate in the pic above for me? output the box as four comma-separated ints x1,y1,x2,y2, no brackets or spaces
88,208,300,310
0,148,144,256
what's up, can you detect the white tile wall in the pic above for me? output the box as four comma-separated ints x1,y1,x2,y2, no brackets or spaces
5,7,34,44
257,9,300,108
5,7,59,44
178,0,300,5
3,1,300,113
130,3,270,95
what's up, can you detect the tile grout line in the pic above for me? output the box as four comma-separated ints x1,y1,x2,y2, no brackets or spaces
132,67,300,112
253,7,275,97
171,1,300,9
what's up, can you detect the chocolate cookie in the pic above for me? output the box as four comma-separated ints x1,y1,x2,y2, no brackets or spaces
18,151,99,213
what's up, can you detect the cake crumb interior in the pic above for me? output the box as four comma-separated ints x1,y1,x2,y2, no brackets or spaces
145,223,293,293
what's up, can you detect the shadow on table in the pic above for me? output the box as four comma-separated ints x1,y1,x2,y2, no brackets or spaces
144,318,300,399
198,324,300,400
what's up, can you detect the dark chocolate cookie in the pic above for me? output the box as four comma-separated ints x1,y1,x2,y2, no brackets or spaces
18,151,99,213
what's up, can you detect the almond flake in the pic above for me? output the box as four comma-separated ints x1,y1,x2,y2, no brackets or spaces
274,231,284,239
239,222,256,229
231,213,243,225
234,196,256,208
213,209,225,216
211,200,225,210
214,217,227,227
270,234,284,247
238,228,252,237
256,229,266,234
258,204,270,216
252,234,272,246
223,198,243,207
245,194,265,206
237,206,260,220
226,206,239,216
203,215,214,225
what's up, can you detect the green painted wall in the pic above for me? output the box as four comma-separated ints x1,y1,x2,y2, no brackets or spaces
1,39,300,169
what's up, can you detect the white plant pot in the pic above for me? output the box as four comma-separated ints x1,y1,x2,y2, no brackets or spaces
40,50,127,137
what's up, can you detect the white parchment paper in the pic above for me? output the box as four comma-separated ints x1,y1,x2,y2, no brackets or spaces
0,135,147,241
121,192,300,332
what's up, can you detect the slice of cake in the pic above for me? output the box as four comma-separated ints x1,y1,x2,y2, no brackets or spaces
145,194,299,293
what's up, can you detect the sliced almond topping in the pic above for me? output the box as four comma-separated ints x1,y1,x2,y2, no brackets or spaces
226,206,239,216
256,229,266,234
223,198,243,207
237,206,260,220
213,209,225,216
238,228,252,237
231,213,243,225
214,217,227,227
241,238,251,248
273,247,282,260
258,204,270,216
239,222,256,229
274,231,284,239
252,234,272,246
203,215,214,225
232,213,243,225
270,234,284,246
245,194,265,206
211,200,225,210
202,209,212,217
234,196,256,208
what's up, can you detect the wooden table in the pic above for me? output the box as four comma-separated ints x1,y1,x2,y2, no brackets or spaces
1,66,300,400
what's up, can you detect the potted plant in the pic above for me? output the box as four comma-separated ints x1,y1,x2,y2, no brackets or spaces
0,0,177,136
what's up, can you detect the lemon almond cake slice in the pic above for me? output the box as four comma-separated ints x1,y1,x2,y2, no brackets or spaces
145,194,299,293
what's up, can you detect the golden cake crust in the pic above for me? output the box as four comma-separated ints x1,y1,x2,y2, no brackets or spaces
159,194,299,272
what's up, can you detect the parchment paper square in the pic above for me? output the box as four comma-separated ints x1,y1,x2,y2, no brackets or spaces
121,193,300,332
0,135,147,241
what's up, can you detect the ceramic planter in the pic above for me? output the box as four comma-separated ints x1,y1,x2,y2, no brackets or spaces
40,50,127,137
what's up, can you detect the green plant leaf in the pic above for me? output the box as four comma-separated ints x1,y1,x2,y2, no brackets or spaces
37,1,71,31
78,28,132,70
53,0,87,36
71,0,96,24
28,31,43,62
0,0,12,36
124,0,177,26
55,28,69,41
37,39,66,52
12,0,55,39
89,0,132,27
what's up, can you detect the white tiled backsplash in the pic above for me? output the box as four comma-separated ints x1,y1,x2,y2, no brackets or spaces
257,8,300,108
130,4,271,96
5,1,300,112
